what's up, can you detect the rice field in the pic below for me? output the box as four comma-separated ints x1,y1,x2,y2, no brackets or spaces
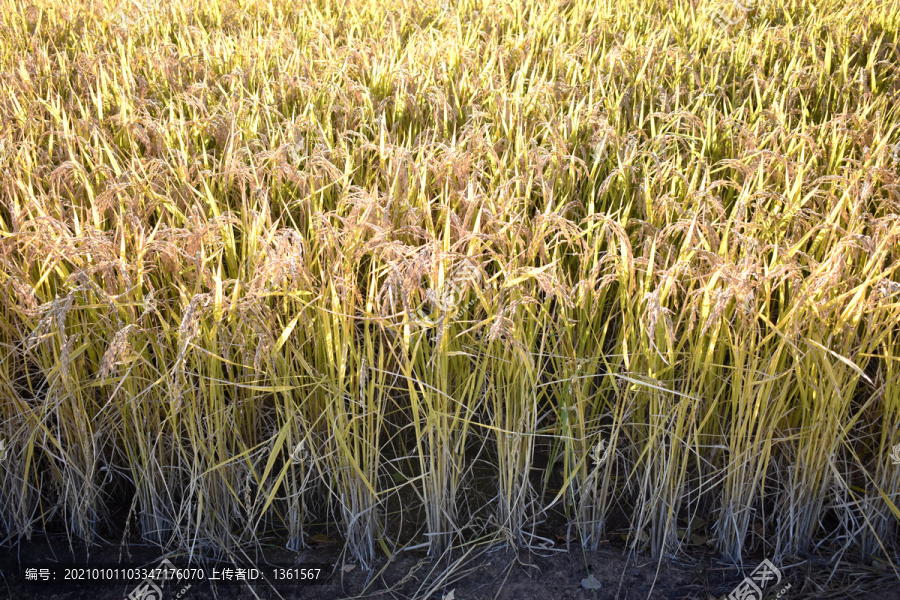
1,0,899,580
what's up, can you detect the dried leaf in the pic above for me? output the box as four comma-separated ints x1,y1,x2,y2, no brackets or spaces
581,574,602,590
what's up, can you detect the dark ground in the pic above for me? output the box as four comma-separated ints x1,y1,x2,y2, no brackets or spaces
1,533,898,600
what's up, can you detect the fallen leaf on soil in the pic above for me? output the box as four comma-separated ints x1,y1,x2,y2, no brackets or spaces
690,533,708,545
343,564,356,572
581,574,602,590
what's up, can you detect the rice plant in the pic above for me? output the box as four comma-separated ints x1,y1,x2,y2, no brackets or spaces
0,0,899,578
